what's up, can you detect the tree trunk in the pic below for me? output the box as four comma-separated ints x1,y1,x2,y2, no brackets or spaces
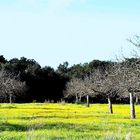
9,94,12,104
75,95,78,104
129,92,135,119
86,95,90,107
79,95,81,103
108,97,113,114
135,95,139,105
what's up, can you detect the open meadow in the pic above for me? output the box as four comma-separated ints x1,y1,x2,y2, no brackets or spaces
0,103,140,140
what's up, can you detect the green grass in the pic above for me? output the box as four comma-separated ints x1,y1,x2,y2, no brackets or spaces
0,103,139,139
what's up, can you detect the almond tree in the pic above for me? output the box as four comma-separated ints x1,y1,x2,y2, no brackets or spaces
64,78,85,103
64,77,94,107
118,59,140,119
0,70,27,103
88,64,119,114
83,76,98,107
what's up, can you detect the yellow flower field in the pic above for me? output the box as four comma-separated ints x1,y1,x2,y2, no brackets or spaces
0,103,140,140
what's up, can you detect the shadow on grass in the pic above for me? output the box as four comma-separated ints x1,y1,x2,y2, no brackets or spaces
0,106,17,109
0,122,105,132
18,115,96,120
18,113,130,120
0,114,133,132
0,122,27,131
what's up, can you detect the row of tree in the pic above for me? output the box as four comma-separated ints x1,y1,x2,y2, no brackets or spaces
1,55,139,119
0,55,113,103
65,37,140,119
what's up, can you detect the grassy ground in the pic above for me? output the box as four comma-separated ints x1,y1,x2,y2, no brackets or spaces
0,103,140,140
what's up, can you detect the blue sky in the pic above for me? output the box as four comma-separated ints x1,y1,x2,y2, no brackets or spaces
0,0,140,68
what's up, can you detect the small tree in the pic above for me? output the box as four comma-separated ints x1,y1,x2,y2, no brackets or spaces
64,77,94,107
0,70,26,103
64,78,85,103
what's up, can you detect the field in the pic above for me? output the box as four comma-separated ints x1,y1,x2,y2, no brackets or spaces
0,103,140,140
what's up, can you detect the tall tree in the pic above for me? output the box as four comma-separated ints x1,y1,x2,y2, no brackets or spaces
57,62,69,75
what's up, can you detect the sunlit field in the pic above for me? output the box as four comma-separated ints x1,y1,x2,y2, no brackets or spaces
0,103,140,140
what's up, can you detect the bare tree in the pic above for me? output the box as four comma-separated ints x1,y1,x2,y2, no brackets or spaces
88,64,119,114
0,70,27,103
127,35,140,48
118,59,140,119
116,36,140,119
83,76,98,107
64,78,85,103
64,77,94,107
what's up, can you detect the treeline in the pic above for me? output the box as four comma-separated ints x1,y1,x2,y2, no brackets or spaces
0,55,112,103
